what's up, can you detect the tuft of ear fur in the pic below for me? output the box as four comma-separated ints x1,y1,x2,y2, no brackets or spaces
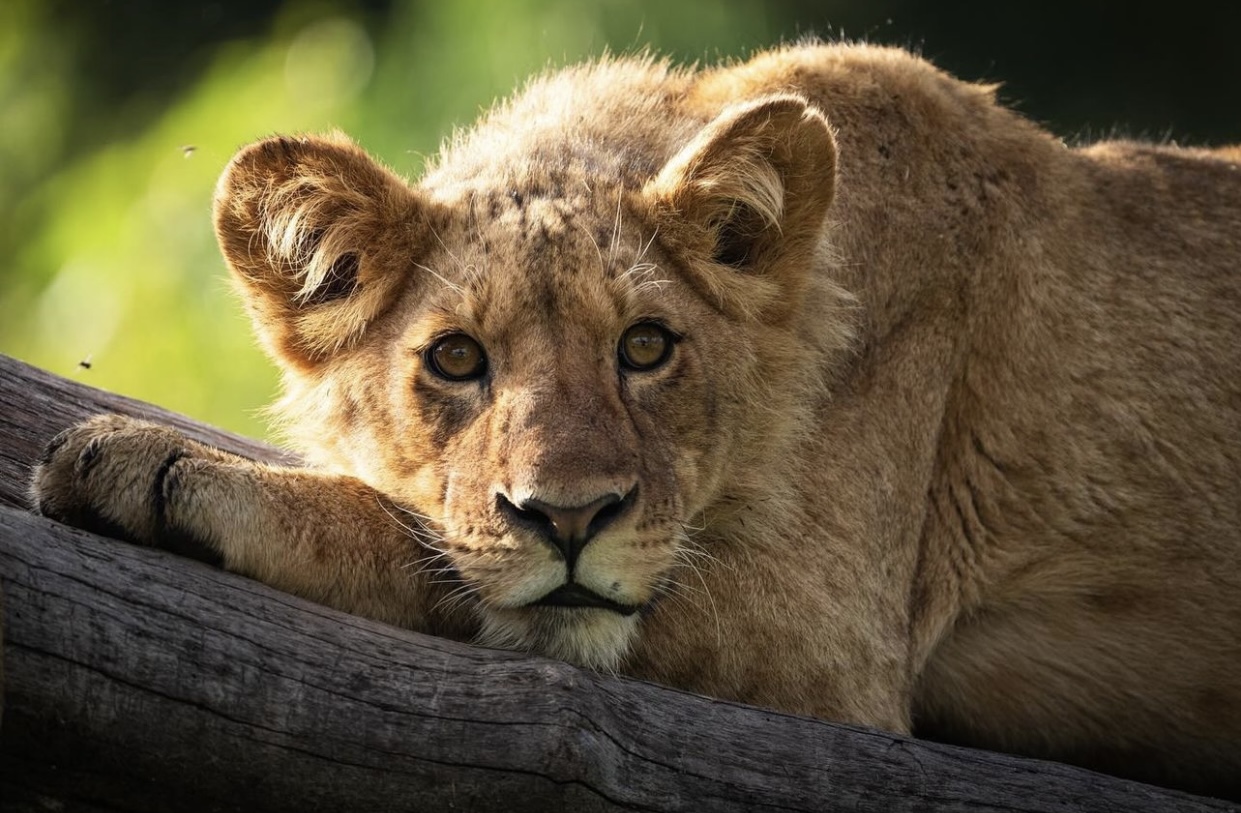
644,95,837,319
213,132,426,369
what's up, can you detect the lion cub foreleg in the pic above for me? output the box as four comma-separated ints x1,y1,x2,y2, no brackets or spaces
31,414,471,637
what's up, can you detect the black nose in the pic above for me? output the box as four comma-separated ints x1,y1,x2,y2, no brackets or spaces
497,487,636,570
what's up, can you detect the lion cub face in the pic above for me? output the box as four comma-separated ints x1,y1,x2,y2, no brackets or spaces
213,95,837,668
368,191,723,667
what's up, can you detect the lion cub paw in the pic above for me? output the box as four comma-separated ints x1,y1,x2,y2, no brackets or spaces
31,414,223,563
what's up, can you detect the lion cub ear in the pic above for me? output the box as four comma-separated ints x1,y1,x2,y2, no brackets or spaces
644,95,836,317
213,133,425,369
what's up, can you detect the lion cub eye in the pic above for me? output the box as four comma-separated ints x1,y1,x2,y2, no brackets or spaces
427,333,487,381
619,322,674,371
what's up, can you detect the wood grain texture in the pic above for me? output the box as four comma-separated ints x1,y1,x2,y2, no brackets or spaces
0,353,1236,812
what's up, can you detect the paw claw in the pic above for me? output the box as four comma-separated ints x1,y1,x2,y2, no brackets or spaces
152,449,190,526
76,435,107,477
39,427,72,467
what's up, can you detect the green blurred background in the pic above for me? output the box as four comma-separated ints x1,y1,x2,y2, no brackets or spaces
2,0,1238,440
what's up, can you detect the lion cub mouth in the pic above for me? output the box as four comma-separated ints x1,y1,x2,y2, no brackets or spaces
530,582,640,616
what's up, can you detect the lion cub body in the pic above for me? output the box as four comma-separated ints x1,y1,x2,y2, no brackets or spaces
34,44,1241,796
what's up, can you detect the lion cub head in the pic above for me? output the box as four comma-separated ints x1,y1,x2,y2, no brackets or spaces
213,86,839,669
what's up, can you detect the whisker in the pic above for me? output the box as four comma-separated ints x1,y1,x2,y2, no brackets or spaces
376,496,446,547
608,189,624,269
414,261,466,296
576,216,608,276
392,502,434,518
434,581,470,599
428,225,469,276
432,582,479,616
401,551,454,577
679,513,709,536
634,227,659,265
675,543,719,565
673,530,724,650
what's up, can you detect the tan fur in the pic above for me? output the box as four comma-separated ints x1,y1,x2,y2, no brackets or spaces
32,44,1241,797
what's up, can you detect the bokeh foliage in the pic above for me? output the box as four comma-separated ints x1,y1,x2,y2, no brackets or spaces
2,0,1237,439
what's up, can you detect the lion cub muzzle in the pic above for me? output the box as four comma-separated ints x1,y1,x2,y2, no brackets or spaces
496,486,640,614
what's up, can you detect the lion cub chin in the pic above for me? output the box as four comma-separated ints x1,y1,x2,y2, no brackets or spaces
478,608,642,673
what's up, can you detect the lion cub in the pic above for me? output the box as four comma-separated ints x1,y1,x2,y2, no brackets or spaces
33,44,1241,797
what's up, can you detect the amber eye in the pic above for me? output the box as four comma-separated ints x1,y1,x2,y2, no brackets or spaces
619,322,674,371
427,333,487,381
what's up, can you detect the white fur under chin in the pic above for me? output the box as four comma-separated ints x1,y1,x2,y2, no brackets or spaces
476,607,639,672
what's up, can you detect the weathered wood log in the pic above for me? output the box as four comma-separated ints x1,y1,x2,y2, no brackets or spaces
0,353,1235,812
